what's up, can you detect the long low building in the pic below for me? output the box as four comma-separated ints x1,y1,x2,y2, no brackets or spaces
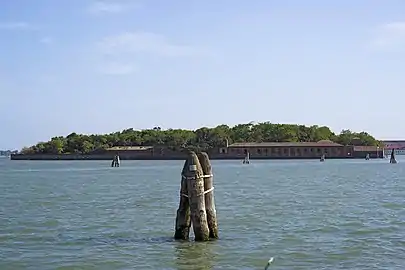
10,140,384,160
217,140,383,159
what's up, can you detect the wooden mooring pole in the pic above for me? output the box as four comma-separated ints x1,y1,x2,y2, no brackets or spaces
390,149,397,164
174,151,218,241
111,154,120,167
174,159,192,240
197,152,219,239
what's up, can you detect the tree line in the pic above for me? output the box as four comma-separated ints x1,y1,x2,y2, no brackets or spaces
20,122,382,154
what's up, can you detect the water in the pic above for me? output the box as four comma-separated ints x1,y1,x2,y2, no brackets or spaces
0,157,404,269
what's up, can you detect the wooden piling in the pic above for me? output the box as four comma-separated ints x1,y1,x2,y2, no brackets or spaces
197,152,219,239
390,149,397,164
243,151,250,164
174,158,191,240
186,151,210,241
175,151,210,241
115,155,120,167
111,154,120,167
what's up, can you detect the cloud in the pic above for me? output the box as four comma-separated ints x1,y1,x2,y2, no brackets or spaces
0,22,38,30
98,62,137,75
87,1,139,14
370,22,405,51
97,31,208,57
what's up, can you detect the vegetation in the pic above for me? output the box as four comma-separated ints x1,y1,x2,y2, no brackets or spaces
20,122,382,155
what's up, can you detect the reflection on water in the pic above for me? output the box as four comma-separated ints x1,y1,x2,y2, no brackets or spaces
173,241,217,270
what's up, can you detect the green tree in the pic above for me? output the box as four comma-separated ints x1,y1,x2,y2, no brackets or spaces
47,137,65,154
21,122,381,154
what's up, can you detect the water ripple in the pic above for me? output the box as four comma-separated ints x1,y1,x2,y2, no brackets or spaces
1,159,405,269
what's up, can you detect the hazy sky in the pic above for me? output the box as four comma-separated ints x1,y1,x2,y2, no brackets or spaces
1,0,405,149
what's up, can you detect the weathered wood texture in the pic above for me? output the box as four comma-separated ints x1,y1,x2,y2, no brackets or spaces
186,152,210,241
174,159,191,240
174,172,191,240
197,152,219,239
174,151,219,241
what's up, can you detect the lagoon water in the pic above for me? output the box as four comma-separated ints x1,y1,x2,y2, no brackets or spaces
0,157,404,269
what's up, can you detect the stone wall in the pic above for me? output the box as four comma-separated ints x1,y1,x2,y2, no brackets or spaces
10,145,381,160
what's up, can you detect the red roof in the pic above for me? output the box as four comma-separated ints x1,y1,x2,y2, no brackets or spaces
384,142,405,149
385,146,405,150
228,141,342,147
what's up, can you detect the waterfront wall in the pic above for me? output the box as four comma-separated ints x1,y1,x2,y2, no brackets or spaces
10,152,381,160
11,154,114,160
10,143,384,161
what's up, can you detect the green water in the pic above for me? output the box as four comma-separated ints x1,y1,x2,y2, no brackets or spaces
0,157,404,269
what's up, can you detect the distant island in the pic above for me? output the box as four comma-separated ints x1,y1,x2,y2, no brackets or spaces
19,122,381,155
0,150,18,156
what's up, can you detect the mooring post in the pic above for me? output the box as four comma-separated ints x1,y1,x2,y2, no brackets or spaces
174,159,192,240
115,154,120,167
197,152,219,239
390,149,397,164
111,155,120,167
184,151,210,241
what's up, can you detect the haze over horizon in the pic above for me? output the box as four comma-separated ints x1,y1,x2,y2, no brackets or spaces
1,0,405,149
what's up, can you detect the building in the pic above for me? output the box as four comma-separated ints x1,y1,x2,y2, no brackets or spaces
217,140,383,159
103,141,383,159
104,146,154,158
381,140,405,155
351,146,383,159
103,145,186,159
10,141,384,160
218,140,350,159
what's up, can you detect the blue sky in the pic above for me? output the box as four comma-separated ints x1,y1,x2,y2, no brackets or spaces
1,0,405,149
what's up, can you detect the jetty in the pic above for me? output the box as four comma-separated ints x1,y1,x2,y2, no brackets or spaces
174,151,218,241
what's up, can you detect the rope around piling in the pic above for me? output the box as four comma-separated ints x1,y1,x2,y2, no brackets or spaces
180,174,214,197
181,174,213,180
181,187,214,198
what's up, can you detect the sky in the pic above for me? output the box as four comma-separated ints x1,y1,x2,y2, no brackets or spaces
1,0,405,149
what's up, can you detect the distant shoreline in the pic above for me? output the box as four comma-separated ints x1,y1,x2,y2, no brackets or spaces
10,153,381,161
11,141,385,161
